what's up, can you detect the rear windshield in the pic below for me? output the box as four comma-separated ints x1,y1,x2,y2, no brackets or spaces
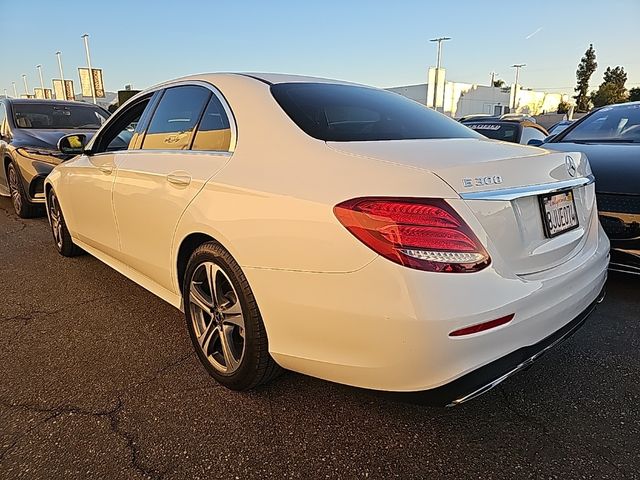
13,103,108,130
270,83,480,142
466,123,519,142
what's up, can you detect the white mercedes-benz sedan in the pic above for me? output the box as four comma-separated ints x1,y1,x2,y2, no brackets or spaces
45,73,609,406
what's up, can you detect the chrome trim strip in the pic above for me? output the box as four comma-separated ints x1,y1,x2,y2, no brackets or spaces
446,288,604,407
459,175,595,201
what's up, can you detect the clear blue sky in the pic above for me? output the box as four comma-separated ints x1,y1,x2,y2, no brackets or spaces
3,0,639,96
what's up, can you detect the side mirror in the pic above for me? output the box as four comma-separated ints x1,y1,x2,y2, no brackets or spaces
527,138,544,146
57,134,87,155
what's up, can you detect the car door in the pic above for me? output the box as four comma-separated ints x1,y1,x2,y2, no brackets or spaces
61,94,158,258
112,83,235,293
0,102,9,194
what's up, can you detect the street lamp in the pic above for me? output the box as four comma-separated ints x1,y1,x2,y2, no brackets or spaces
56,51,66,100
12,82,17,97
22,74,29,96
511,63,526,110
429,37,451,111
36,64,45,98
81,34,97,104
3,88,7,99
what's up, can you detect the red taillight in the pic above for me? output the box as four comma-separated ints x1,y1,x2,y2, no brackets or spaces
449,314,514,337
333,197,490,273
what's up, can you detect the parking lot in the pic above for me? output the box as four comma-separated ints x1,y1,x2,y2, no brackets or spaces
0,195,638,479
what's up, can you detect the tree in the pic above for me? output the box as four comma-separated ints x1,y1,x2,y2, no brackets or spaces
492,79,505,88
574,44,597,111
557,100,571,114
591,66,629,107
629,87,640,102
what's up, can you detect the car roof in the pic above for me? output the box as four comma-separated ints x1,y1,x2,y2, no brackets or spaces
6,99,103,108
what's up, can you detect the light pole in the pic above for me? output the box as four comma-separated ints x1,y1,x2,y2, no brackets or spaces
511,63,526,110
81,34,97,104
36,64,45,98
12,82,17,97
56,51,66,100
490,71,498,87
429,36,451,111
3,89,7,99
22,74,29,96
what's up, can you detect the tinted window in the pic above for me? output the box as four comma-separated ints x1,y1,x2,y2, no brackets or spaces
271,83,480,142
466,123,519,142
191,95,232,151
12,103,107,129
561,104,640,142
142,86,210,150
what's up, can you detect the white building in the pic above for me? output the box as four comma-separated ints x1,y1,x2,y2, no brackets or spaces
387,74,569,119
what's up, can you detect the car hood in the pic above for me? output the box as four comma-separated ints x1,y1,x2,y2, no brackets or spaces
14,128,97,150
543,142,640,195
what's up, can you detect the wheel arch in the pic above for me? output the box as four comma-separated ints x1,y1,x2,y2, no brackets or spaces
175,232,217,295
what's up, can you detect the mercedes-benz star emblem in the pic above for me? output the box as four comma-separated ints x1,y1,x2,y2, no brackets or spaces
565,155,577,177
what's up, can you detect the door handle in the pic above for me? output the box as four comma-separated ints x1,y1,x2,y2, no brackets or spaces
167,172,191,186
98,164,114,174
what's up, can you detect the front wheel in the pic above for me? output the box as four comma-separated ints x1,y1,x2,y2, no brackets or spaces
7,162,42,218
48,189,83,257
184,241,282,390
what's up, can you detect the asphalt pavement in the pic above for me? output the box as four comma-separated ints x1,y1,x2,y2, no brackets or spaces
0,196,638,479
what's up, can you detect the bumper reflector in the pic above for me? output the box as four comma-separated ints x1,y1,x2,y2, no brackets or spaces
449,314,515,337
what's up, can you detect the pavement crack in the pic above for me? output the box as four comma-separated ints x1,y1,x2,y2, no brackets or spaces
0,293,112,324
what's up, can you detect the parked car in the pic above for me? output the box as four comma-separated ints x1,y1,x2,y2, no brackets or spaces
547,120,574,138
463,119,548,145
45,74,608,406
0,99,108,217
538,102,640,275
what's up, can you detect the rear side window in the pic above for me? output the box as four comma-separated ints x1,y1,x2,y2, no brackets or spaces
520,126,546,144
191,95,232,151
467,123,519,142
142,86,210,150
271,83,480,142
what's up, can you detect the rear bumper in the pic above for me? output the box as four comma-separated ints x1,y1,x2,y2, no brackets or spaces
395,286,605,407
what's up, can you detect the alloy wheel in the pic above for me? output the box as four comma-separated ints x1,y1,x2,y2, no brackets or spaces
189,261,246,374
49,194,63,249
8,166,22,214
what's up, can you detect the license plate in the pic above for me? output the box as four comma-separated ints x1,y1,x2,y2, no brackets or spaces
539,190,579,238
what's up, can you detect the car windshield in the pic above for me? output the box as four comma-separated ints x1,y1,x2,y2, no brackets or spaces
548,122,571,136
561,104,640,143
13,103,108,130
465,122,519,142
270,82,480,142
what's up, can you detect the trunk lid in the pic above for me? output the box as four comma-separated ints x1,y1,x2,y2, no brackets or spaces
327,138,596,274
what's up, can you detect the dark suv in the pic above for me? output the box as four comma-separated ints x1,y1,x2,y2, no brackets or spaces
0,99,109,217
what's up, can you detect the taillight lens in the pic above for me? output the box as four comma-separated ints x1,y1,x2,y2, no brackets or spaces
333,198,490,273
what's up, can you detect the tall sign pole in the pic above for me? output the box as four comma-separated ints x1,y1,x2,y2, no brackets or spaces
429,37,451,111
81,34,97,104
56,51,66,100
511,63,526,110
36,64,45,94
22,75,29,96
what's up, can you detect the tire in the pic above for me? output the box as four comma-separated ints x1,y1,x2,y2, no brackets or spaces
47,189,83,257
7,162,43,218
183,241,282,390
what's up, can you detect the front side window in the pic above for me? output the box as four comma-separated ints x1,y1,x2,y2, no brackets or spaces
561,104,640,143
271,83,480,142
191,95,232,151
0,104,6,136
142,86,210,150
12,103,107,130
92,96,152,153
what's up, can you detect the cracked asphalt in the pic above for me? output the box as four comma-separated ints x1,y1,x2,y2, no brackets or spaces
0,196,638,480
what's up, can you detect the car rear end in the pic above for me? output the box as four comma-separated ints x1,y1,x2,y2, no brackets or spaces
257,79,609,404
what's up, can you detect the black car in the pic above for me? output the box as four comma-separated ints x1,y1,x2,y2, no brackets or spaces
0,99,108,217
462,119,548,145
539,102,640,275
